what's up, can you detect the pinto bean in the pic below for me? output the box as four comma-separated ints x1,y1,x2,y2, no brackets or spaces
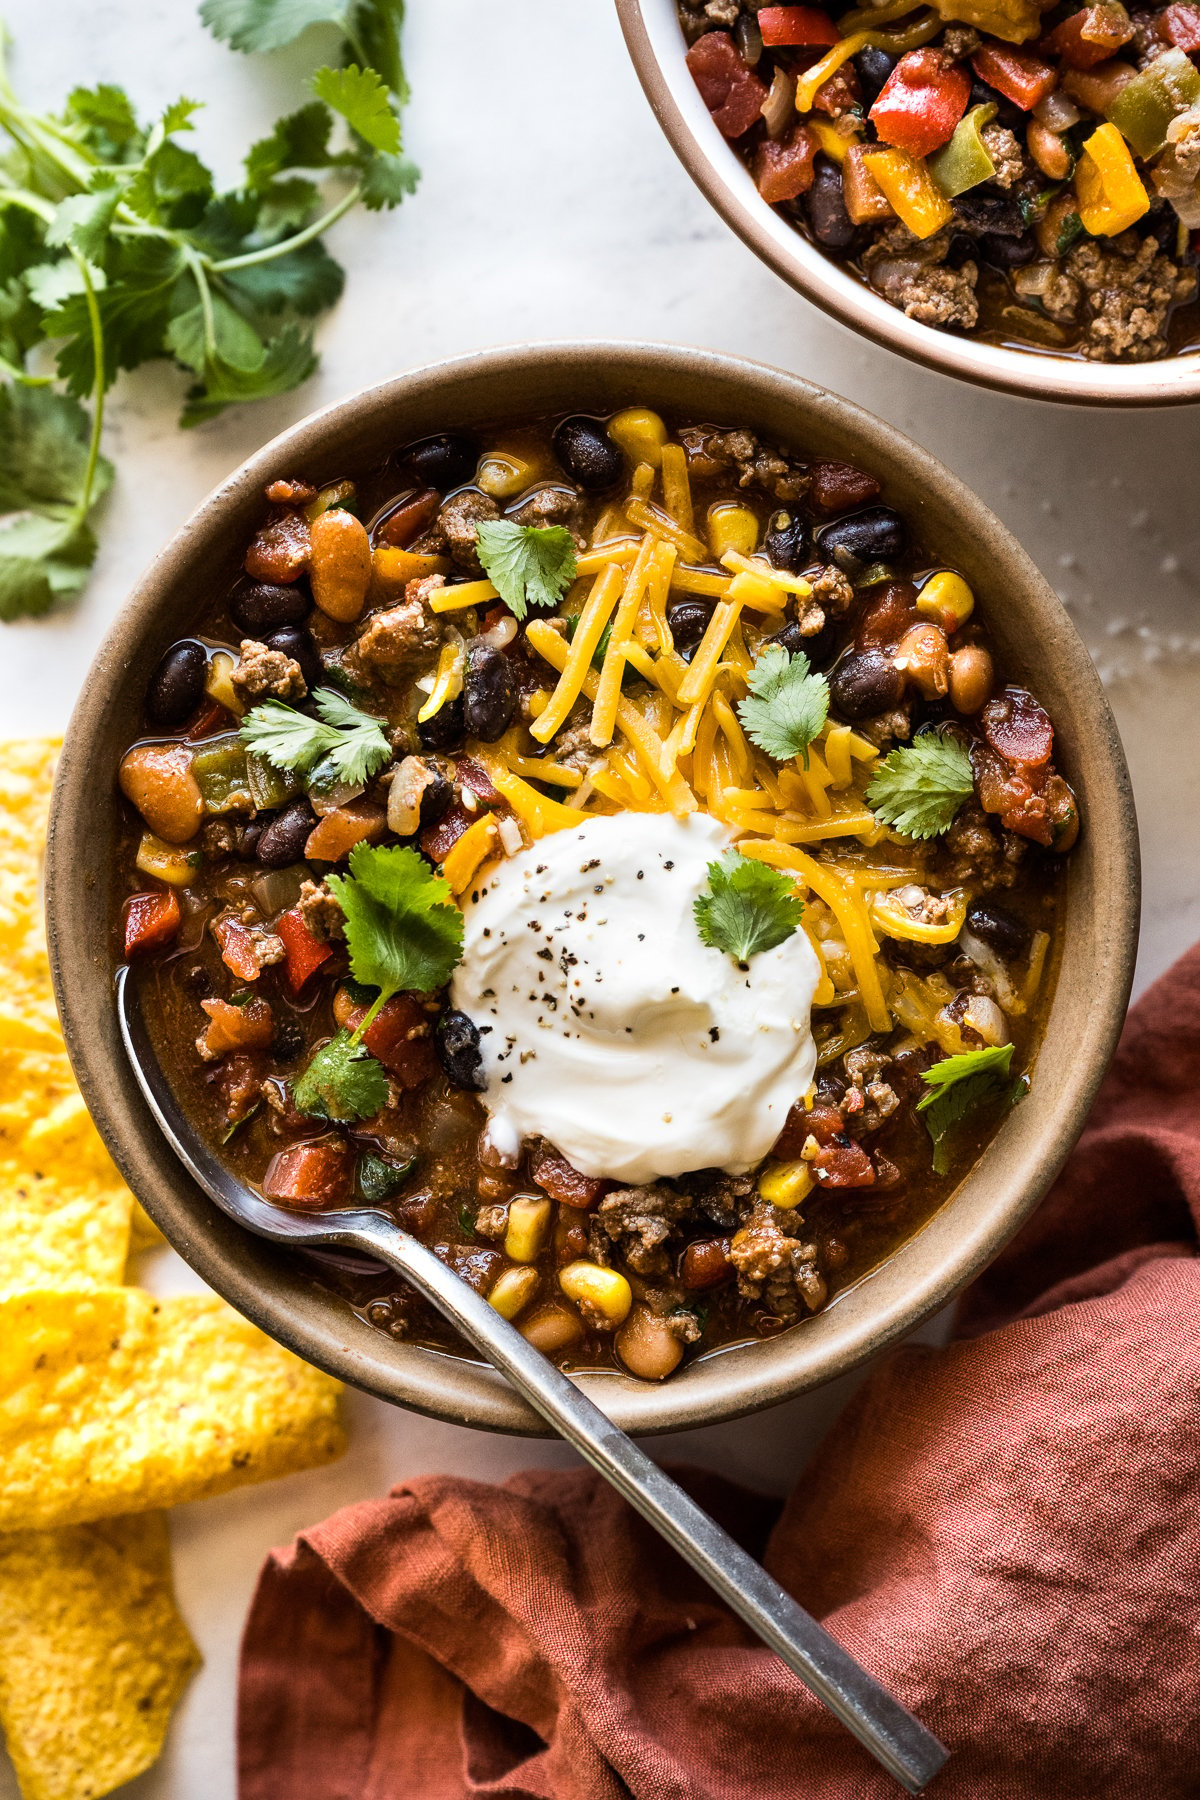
616,1305,684,1380
894,623,949,699
304,800,388,862
309,508,371,622
119,743,203,844
949,644,994,714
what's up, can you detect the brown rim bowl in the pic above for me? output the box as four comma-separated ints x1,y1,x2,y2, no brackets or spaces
47,341,1140,1434
615,0,1200,407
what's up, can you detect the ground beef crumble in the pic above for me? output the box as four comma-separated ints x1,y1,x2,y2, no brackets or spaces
592,1183,693,1275
729,1202,827,1321
232,638,307,703
296,878,345,943
347,575,446,684
862,227,979,331
1067,234,1197,363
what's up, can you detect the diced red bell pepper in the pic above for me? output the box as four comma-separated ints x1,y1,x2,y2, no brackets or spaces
869,50,972,158
123,890,181,958
212,915,263,983
686,31,769,138
970,42,1058,109
758,5,841,47
263,1138,355,1208
753,123,818,202
1044,4,1135,67
379,488,440,548
531,1151,610,1210
362,994,439,1089
277,906,333,994
420,800,473,863
808,460,881,514
812,1138,877,1188
1162,3,1200,50
981,686,1054,769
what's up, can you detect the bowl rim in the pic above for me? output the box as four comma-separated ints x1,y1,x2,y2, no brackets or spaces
614,0,1200,408
46,339,1141,1435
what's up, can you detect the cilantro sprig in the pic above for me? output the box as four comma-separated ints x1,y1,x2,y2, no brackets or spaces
293,1029,389,1123
917,1044,1025,1175
737,646,830,768
240,687,391,787
694,852,803,965
0,1,417,620
866,732,975,840
475,521,577,622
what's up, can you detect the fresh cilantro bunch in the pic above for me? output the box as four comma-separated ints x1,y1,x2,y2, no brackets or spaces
917,1043,1025,1174
738,645,830,768
240,687,392,786
866,732,976,839
0,0,417,621
694,852,803,965
475,521,578,622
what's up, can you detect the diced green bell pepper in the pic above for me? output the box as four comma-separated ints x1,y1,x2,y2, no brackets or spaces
1108,48,1200,160
928,103,998,199
357,1150,416,1203
192,735,252,813
246,751,301,811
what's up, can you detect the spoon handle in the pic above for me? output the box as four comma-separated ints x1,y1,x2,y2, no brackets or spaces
349,1217,947,1794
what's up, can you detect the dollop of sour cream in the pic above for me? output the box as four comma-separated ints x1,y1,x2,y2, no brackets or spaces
450,812,820,1184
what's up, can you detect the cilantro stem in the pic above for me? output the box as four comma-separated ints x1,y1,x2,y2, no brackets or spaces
68,252,106,528
350,990,387,1045
209,185,361,272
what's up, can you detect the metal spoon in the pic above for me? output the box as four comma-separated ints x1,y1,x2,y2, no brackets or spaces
117,966,947,1793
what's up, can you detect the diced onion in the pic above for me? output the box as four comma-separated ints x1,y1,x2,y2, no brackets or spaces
1034,90,1081,130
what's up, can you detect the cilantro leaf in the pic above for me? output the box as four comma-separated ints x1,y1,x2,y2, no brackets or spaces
244,102,334,189
358,148,421,210
694,853,803,964
44,188,121,264
311,64,401,154
0,383,113,621
737,646,830,768
63,85,145,161
200,0,359,53
239,686,391,785
327,844,464,1022
178,323,318,427
917,1044,1025,1175
293,1028,389,1122
866,732,976,840
475,521,577,622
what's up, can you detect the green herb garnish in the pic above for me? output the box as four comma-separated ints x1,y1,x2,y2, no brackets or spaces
737,645,830,768
327,843,464,1036
866,732,975,840
474,520,577,622
694,852,803,965
357,1149,415,1203
917,1043,1025,1175
293,1029,389,1123
0,384,114,622
240,687,391,787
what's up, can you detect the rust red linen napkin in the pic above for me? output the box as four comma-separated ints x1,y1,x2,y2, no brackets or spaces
239,946,1200,1799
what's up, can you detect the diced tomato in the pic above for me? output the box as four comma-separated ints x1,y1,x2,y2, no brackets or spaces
680,1238,733,1290
758,5,840,47
974,745,1054,847
686,31,769,138
244,511,310,583
808,460,882,514
199,995,275,1058
981,686,1054,768
970,42,1057,109
869,50,971,157
531,1151,610,1210
753,123,818,202
1044,4,1135,67
212,915,263,982
361,994,439,1089
855,582,920,651
771,1100,842,1159
1162,2,1200,49
420,800,473,863
812,1138,876,1188
186,697,232,739
263,1138,355,1208
304,800,388,863
379,488,440,548
277,907,333,994
455,756,502,805
123,890,181,958
813,62,861,115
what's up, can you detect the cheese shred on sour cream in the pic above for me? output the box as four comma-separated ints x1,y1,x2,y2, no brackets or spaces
451,813,820,1185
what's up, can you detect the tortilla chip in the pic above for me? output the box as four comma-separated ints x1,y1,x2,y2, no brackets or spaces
0,1289,345,1530
0,1513,199,1800
127,1201,165,1254
0,1160,131,1295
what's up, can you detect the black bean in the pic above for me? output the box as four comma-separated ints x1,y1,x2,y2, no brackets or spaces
965,902,1030,959
979,231,1038,271
417,693,466,753
419,769,453,825
264,626,323,696
146,639,208,727
273,1021,305,1062
237,816,266,859
768,618,838,670
969,77,1024,133
829,648,905,720
435,1009,485,1091
256,798,315,868
405,432,478,491
805,161,856,252
854,45,897,108
231,580,311,635
815,506,906,566
953,191,1026,237
462,641,515,742
553,416,624,490
666,598,714,661
762,508,809,572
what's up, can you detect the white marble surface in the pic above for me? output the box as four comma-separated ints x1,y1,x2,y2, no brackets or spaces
3,2,1198,1796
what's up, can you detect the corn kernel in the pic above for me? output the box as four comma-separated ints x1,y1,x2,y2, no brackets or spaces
488,1266,540,1321
758,1160,813,1210
477,453,534,499
707,502,759,560
135,831,197,887
558,1260,632,1328
916,570,974,631
505,1195,552,1264
608,407,668,469
204,650,243,717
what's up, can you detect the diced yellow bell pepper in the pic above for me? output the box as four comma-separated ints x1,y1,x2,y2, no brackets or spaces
1075,122,1150,237
371,546,453,596
861,148,954,240
135,831,198,886
477,453,534,499
916,570,975,630
809,118,856,165
441,813,499,894
204,649,243,718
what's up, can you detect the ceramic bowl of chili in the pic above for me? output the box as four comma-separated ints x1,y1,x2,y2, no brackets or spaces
46,342,1139,1434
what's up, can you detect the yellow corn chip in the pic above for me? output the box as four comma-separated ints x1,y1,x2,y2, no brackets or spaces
0,1513,199,1800
0,1289,345,1530
127,1202,165,1255
0,1160,131,1295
